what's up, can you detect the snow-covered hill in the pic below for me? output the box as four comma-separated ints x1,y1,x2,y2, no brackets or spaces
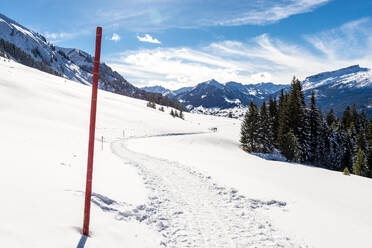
1,56,372,248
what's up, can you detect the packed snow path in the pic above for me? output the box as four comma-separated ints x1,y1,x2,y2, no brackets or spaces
108,134,307,248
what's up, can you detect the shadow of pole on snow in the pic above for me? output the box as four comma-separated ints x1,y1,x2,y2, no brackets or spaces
76,235,88,248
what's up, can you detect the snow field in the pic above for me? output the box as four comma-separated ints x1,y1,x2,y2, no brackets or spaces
1,58,372,247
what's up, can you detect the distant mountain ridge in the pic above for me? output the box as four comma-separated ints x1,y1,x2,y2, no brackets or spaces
142,65,372,118
142,80,289,116
301,65,372,116
0,13,184,110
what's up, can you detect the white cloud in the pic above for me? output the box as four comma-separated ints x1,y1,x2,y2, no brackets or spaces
110,33,121,42
137,34,161,44
92,0,330,31
44,31,79,42
107,18,372,89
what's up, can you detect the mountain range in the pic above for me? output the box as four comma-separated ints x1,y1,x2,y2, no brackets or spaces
142,65,372,118
0,13,184,110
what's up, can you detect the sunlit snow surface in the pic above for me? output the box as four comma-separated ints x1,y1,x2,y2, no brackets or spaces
1,58,372,247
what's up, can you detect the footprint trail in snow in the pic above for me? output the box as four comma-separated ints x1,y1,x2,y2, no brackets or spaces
101,137,308,248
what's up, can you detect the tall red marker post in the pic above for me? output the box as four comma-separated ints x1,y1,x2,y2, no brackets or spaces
83,27,102,236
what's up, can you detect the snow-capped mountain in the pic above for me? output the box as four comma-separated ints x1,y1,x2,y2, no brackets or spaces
173,86,193,95
143,80,288,108
158,65,372,118
302,65,370,91
0,13,183,108
141,85,172,95
141,79,288,117
301,65,372,116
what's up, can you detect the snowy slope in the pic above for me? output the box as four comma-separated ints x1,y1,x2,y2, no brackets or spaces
1,58,372,247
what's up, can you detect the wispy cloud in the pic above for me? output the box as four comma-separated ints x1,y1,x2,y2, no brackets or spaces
216,0,330,26
92,0,330,31
137,34,161,44
305,17,372,59
110,33,121,42
107,18,372,89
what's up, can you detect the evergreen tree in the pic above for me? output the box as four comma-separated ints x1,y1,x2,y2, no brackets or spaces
258,101,274,153
240,102,260,152
308,91,322,163
342,106,352,129
341,129,354,172
174,110,179,118
351,104,359,131
367,149,372,178
356,129,368,155
353,148,367,176
348,123,358,167
170,109,175,117
359,109,368,131
268,96,279,144
343,167,350,175
326,109,337,127
287,77,309,162
179,111,184,119
277,89,290,152
282,130,301,162
324,123,345,171
366,120,372,177
314,115,329,165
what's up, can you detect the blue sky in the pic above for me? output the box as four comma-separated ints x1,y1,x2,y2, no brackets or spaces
3,0,372,89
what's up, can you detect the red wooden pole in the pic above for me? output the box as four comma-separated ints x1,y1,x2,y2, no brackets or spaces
101,136,103,150
83,27,102,236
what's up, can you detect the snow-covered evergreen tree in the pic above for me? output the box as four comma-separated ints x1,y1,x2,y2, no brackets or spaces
353,148,367,176
286,77,309,161
308,91,323,163
268,96,279,144
240,102,260,152
258,101,274,153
